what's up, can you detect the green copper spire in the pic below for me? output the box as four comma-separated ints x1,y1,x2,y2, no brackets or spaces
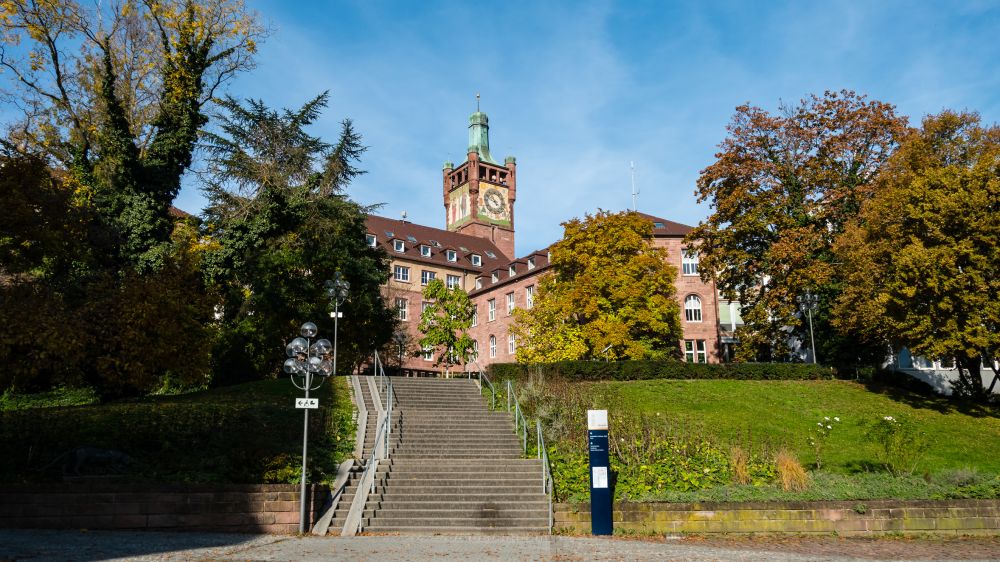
467,105,498,165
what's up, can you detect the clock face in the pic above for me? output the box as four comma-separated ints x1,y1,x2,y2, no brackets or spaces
477,183,510,225
484,188,505,214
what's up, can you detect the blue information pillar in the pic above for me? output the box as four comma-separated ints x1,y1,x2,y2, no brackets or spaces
587,409,613,535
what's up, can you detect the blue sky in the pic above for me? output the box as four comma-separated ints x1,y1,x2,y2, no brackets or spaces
171,0,1000,257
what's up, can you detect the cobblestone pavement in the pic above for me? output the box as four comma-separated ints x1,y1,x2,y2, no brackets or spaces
2,530,999,561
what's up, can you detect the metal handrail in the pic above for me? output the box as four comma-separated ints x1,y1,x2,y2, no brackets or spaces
467,360,496,410
506,379,528,454
537,419,554,533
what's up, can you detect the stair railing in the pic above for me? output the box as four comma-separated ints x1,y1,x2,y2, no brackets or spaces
342,353,395,536
536,419,554,533
466,360,496,410
505,379,528,454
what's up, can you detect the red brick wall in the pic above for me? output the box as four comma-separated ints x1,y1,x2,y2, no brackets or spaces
652,237,721,363
0,483,328,534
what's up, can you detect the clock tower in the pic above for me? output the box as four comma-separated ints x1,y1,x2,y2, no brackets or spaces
442,109,517,259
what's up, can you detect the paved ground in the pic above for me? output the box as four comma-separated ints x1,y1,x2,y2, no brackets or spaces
2,530,1000,561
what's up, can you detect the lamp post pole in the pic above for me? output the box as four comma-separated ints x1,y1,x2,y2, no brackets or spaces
393,330,407,376
283,323,333,533
797,292,819,365
324,273,350,377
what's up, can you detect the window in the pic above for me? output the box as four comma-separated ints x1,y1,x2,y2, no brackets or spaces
938,357,956,370
421,270,436,285
682,250,699,276
447,274,461,289
471,254,482,266
472,340,479,359
491,272,499,283
406,235,417,243
684,340,707,363
420,245,431,257
471,305,478,327
526,285,535,309
506,292,515,315
393,239,405,253
430,240,441,248
393,265,410,282
366,233,376,247
475,277,482,290
509,265,516,277
684,295,703,322
489,335,497,358
421,301,432,313
384,230,394,238
527,257,535,270
488,299,496,321
395,298,408,321
508,333,516,354
446,249,457,262
485,251,496,259
422,345,433,361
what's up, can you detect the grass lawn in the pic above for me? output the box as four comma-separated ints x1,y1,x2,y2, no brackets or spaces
600,379,1000,473
0,377,355,484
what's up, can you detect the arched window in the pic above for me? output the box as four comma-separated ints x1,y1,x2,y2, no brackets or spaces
684,295,702,322
489,335,497,358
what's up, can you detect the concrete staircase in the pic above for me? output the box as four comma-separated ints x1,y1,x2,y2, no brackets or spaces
359,377,549,534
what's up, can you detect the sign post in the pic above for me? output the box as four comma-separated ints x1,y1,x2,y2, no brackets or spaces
587,409,612,535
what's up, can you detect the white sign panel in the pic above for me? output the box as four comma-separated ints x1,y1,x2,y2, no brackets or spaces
295,398,319,409
587,409,608,431
592,466,609,489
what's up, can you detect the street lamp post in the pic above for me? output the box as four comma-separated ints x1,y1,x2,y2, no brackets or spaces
324,273,349,377
797,292,819,365
393,330,407,376
283,322,333,533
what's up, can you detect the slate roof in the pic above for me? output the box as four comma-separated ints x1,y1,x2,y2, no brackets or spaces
365,215,509,273
634,212,694,237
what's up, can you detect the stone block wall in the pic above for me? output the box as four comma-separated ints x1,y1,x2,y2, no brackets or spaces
555,500,1000,536
0,483,328,534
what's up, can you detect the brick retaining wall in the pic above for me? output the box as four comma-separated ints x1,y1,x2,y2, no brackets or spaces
0,483,328,534
555,500,1000,536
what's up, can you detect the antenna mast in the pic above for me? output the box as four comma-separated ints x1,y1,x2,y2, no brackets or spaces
630,161,639,212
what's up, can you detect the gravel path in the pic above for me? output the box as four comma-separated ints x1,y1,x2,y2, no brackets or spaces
2,529,999,561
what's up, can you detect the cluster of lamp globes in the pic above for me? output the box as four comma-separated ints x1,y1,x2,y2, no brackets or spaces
282,322,335,378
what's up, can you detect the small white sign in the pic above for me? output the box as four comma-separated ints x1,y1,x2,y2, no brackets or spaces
592,466,609,489
329,311,343,318
295,398,319,409
587,409,608,430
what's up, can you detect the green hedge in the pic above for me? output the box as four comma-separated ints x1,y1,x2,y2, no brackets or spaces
489,360,835,382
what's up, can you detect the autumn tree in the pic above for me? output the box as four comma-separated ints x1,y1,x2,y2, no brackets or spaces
833,111,1000,399
687,90,907,365
201,93,395,383
417,279,475,377
0,0,264,270
512,211,682,362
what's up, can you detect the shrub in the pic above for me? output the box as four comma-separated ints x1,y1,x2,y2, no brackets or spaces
775,450,809,492
865,415,930,476
730,446,751,485
490,360,834,382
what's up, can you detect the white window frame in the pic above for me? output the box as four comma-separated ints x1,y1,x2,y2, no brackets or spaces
526,285,535,309
420,244,431,257
422,345,433,361
366,233,376,247
508,333,516,354
682,250,699,276
684,339,707,363
393,239,405,253
506,292,515,315
491,272,498,283
471,306,478,327
488,299,496,321
527,257,535,270
421,301,432,314
509,265,516,277
446,249,457,262
472,340,479,359
684,295,703,322
489,335,497,358
421,270,436,285
396,298,408,321
394,265,410,282
471,254,482,266
446,274,461,289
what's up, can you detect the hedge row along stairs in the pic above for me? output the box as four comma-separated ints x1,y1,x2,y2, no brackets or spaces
356,376,550,534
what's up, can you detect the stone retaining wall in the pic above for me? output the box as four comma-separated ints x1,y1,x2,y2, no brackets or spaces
555,500,1000,536
0,483,328,534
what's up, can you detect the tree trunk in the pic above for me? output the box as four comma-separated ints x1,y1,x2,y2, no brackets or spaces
955,354,986,400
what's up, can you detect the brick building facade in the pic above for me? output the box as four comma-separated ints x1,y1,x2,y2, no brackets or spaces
366,110,721,373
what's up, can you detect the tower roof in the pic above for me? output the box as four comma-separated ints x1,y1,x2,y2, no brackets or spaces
467,110,498,165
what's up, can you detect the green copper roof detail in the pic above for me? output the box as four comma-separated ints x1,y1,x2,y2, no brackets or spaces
467,111,498,165
443,161,454,170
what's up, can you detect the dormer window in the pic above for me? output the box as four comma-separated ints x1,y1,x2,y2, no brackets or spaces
393,239,405,252
471,254,482,267
485,251,496,259
527,257,535,269
476,277,482,290
420,245,431,257
491,272,499,283
446,249,457,262
509,265,516,277
366,233,376,247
